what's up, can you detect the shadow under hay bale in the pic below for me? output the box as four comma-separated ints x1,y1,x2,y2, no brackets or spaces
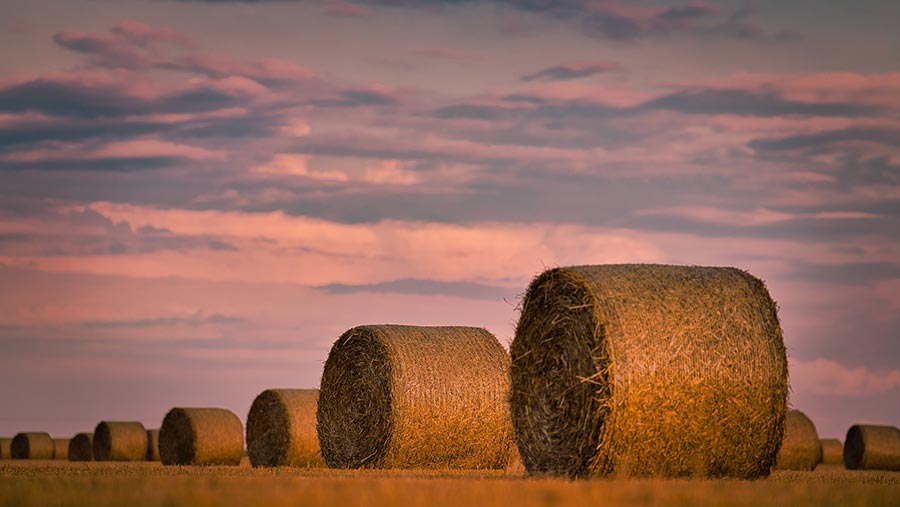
52,438,70,460
160,408,243,466
774,410,821,470
510,264,788,479
0,438,11,460
93,421,148,461
820,438,843,466
68,433,93,462
11,433,54,460
318,325,514,470
844,424,900,471
147,429,160,461
247,389,323,468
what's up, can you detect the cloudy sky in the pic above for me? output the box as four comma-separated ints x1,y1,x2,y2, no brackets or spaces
1,0,898,440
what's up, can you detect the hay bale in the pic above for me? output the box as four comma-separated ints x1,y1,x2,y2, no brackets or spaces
159,407,243,466
147,429,161,461
510,264,787,478
93,421,148,461
68,433,93,462
0,438,11,459
774,410,821,470
844,424,900,471
10,432,54,459
820,438,843,465
317,325,514,469
247,389,323,468
52,438,71,460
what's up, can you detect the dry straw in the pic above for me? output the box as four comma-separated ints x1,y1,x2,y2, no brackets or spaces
510,264,788,479
774,409,821,470
10,432,54,459
844,424,900,471
147,429,161,461
52,438,71,460
93,421,148,461
247,389,323,467
819,438,843,466
318,325,514,469
0,438,11,459
68,433,93,462
159,407,244,466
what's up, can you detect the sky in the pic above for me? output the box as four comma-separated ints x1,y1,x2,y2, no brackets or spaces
0,0,898,441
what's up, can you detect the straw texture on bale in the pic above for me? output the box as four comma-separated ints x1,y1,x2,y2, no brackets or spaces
52,438,71,460
844,425,900,471
147,429,160,461
68,433,93,462
774,410,821,470
0,438,11,459
159,407,244,466
820,439,843,466
93,421,148,461
510,264,788,479
247,389,323,468
318,325,514,469
10,432,54,459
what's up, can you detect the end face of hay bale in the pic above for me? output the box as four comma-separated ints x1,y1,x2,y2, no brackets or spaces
92,421,148,461
844,425,900,471
774,410,821,470
68,433,93,462
159,407,243,466
0,438,11,460
10,432,54,459
147,429,161,461
317,325,514,470
819,439,843,466
52,439,71,460
510,264,788,479
247,389,323,468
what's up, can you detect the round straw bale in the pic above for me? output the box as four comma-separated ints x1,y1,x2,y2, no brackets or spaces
0,438,11,459
147,429,160,461
52,438,71,460
93,421,148,461
68,433,93,462
844,424,900,471
159,407,243,466
510,264,787,479
819,438,842,466
318,325,514,469
10,432,54,459
247,389,323,468
774,410,821,470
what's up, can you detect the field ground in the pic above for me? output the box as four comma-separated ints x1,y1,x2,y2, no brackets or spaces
1,461,898,507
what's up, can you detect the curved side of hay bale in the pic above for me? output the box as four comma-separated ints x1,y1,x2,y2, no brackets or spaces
159,407,243,466
510,264,788,479
93,421,148,461
318,325,514,469
0,438,11,460
774,410,821,470
147,429,160,461
844,425,900,471
52,438,71,460
68,433,93,462
10,432,54,459
819,438,843,466
247,389,323,468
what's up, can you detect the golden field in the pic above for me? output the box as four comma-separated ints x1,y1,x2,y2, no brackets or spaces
1,461,898,507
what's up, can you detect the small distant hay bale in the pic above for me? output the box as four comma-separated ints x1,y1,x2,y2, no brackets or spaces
819,439,843,466
510,264,788,478
774,410,821,470
0,438,11,459
317,325,514,469
52,438,71,460
147,429,161,461
68,433,93,462
844,425,900,471
10,432,54,459
93,421,148,461
159,407,244,466
247,389,323,468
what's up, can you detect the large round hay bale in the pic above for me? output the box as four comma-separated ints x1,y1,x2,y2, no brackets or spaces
93,421,148,461
10,432,54,459
774,410,821,470
68,433,93,462
247,389,323,468
820,438,843,465
159,407,243,466
510,264,787,478
52,438,71,460
0,438,11,459
147,429,160,461
844,424,900,471
317,325,514,469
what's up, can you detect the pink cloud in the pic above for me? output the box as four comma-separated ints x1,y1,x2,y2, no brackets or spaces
412,47,482,62
791,358,900,397
323,1,371,18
